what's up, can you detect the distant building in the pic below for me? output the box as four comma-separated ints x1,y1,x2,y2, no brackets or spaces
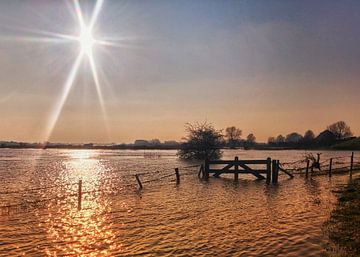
315,130,337,146
134,140,149,147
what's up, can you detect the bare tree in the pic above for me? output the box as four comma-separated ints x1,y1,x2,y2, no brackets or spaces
327,121,353,139
268,137,276,145
275,134,285,144
177,122,223,160
246,133,256,144
225,126,242,148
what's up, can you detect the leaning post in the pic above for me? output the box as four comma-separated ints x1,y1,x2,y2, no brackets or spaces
266,157,271,184
234,156,239,181
329,158,333,177
77,179,82,211
135,174,143,189
175,168,180,184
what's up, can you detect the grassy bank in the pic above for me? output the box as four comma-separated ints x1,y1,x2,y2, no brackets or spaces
325,177,360,257
332,137,360,150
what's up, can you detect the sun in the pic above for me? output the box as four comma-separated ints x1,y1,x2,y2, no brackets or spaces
79,26,94,56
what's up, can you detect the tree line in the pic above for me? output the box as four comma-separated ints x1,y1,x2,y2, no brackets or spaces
178,120,354,160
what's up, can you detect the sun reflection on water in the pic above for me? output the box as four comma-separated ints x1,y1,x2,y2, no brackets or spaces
43,150,122,256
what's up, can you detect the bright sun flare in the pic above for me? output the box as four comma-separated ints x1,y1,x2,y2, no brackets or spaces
79,27,94,56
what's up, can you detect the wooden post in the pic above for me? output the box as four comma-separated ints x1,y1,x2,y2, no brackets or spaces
175,168,180,184
234,156,239,181
329,158,333,177
272,160,278,184
305,160,310,178
135,174,143,189
350,152,354,178
266,157,271,184
77,179,82,211
198,164,204,178
204,158,209,180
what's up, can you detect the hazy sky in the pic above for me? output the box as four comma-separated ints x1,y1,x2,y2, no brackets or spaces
0,0,359,143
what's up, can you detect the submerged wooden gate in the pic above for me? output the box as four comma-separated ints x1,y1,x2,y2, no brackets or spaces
203,157,280,184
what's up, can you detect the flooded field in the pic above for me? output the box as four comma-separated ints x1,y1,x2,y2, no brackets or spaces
0,149,359,256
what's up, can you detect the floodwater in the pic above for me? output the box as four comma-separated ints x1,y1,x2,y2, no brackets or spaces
0,149,359,256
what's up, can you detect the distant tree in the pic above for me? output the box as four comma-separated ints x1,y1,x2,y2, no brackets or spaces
285,132,303,143
225,126,242,148
268,137,276,145
275,135,285,144
177,122,223,160
327,121,353,139
303,130,315,141
246,133,256,144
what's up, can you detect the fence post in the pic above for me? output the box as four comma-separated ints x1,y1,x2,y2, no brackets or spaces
272,160,278,184
135,174,143,189
77,179,82,211
234,156,239,181
266,157,271,184
175,168,180,184
350,152,354,178
204,158,209,180
329,158,333,177
198,164,204,178
305,160,310,178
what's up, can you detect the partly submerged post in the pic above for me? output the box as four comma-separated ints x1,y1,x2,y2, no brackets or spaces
305,160,310,178
135,174,143,189
204,158,209,180
234,156,239,181
266,157,271,184
198,164,204,178
350,152,354,178
175,168,180,184
272,160,279,184
77,179,82,211
329,158,333,177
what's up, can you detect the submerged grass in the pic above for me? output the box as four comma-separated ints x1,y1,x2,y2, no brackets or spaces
325,177,360,257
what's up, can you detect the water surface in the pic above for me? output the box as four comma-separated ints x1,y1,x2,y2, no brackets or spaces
0,149,358,256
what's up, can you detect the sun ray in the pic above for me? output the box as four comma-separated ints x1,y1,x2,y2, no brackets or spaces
89,0,104,31
44,52,83,141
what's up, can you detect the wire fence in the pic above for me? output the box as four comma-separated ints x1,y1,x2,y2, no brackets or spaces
279,152,359,176
0,164,202,214
1,152,359,216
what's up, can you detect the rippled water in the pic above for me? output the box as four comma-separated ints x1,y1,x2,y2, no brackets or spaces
0,149,359,256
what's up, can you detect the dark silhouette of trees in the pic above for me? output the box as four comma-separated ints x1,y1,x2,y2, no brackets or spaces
302,130,315,147
246,133,256,144
327,121,353,139
285,132,303,144
268,137,276,145
225,126,242,148
276,135,285,144
177,122,223,160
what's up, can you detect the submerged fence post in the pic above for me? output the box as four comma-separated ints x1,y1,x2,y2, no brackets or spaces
77,179,82,211
272,160,278,184
135,174,143,189
198,164,204,178
175,168,180,184
350,152,354,178
204,158,209,180
305,160,310,178
234,156,239,181
266,158,271,184
329,158,333,177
